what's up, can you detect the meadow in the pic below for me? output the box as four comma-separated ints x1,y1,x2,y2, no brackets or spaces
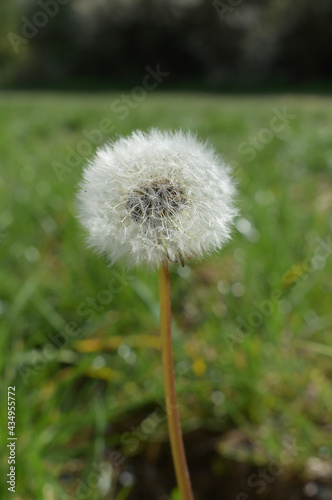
0,90,331,499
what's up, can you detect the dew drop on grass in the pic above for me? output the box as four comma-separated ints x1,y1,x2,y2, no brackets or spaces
211,391,225,406
217,280,229,294
24,246,40,262
231,282,245,297
119,471,134,487
92,355,106,369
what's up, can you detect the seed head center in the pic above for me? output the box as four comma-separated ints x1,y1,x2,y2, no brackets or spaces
127,179,187,224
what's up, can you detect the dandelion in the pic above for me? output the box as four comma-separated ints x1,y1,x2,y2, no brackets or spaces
77,129,237,500
77,129,236,268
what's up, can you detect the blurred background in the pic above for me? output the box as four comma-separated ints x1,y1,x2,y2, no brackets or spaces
1,0,332,499
2,0,332,88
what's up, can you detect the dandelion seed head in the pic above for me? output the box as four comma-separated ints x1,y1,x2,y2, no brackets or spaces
126,179,187,224
77,129,237,268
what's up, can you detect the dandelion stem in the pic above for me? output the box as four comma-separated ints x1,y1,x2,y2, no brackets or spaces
158,262,194,500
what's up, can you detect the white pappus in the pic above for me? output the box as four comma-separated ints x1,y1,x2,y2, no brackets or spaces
76,129,237,268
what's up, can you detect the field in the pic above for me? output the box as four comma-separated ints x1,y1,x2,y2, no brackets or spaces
0,90,331,499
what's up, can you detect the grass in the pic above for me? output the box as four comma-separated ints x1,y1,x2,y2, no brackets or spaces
0,90,331,499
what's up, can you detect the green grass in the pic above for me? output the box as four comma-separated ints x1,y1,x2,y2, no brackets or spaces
0,90,332,499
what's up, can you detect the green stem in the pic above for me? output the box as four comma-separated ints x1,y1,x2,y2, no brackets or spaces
158,262,194,500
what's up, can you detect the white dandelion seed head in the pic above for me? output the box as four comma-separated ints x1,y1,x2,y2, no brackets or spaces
76,129,237,268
